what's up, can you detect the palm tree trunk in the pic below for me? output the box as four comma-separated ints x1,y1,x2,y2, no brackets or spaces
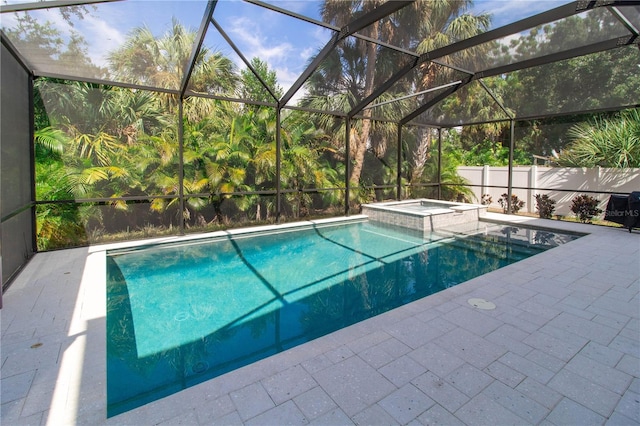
350,121,370,184
349,16,379,184
410,127,431,183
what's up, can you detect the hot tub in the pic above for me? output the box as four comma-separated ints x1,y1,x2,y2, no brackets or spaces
361,199,487,232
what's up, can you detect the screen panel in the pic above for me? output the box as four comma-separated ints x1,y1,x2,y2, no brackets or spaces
502,46,640,119
1,1,208,89
35,80,179,202
2,211,34,284
2,43,32,215
439,8,633,74
1,41,34,285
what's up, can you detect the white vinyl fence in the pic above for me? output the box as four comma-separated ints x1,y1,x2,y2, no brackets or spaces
457,166,640,216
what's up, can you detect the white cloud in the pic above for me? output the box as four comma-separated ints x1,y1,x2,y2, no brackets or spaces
226,15,301,99
0,11,19,28
267,1,311,15
473,0,567,27
79,14,126,68
300,46,316,60
83,16,126,66
275,65,298,88
4,8,125,70
312,26,333,42
227,16,293,63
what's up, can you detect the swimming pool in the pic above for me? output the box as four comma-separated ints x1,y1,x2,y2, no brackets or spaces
106,219,580,416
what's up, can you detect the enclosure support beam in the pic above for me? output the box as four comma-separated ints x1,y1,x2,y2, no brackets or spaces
211,18,280,103
474,35,639,81
400,34,636,127
437,128,442,200
610,6,640,36
396,124,402,200
350,1,603,118
400,76,473,125
479,80,513,120
507,120,515,214
29,75,37,257
276,107,282,223
280,0,414,107
178,99,185,234
34,71,180,95
345,117,351,216
0,33,33,76
0,0,121,13
180,0,217,98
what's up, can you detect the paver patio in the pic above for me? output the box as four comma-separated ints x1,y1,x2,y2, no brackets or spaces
1,213,639,425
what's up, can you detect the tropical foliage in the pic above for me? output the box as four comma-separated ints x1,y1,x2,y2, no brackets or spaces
558,108,640,168
27,1,640,249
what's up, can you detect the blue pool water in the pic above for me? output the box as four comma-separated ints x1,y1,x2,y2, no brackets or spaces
106,220,580,416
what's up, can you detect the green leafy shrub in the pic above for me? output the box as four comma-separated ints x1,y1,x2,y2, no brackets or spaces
559,108,640,168
498,193,525,214
570,194,602,223
459,139,532,166
534,194,556,219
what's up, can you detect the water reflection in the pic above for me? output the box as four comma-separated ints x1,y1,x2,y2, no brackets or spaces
107,222,579,416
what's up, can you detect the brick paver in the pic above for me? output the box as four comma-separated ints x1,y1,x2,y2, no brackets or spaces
2,214,638,425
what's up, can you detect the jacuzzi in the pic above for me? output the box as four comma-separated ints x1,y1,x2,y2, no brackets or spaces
361,199,487,232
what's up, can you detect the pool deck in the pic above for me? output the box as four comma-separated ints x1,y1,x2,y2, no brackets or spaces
1,213,639,425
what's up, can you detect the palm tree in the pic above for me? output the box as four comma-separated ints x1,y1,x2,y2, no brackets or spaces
33,19,245,245
35,79,170,200
279,114,342,217
407,1,491,188
558,108,640,168
303,1,401,186
305,1,491,192
108,18,239,119
34,79,175,246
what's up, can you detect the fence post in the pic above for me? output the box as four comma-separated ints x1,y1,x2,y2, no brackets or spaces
276,107,281,223
396,124,402,200
482,164,490,203
345,117,351,216
437,128,442,200
178,99,185,235
530,165,537,214
507,120,515,213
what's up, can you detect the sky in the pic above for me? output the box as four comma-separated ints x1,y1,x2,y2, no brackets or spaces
0,0,571,103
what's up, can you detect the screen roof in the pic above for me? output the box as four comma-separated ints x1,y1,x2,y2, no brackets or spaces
2,0,639,127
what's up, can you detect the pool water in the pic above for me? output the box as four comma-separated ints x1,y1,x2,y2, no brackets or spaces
106,220,579,416
391,202,447,212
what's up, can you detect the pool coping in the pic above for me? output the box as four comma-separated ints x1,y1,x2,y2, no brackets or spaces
1,212,639,425
94,214,370,253
362,199,487,218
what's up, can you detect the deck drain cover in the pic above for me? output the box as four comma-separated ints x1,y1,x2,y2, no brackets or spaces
468,298,496,310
